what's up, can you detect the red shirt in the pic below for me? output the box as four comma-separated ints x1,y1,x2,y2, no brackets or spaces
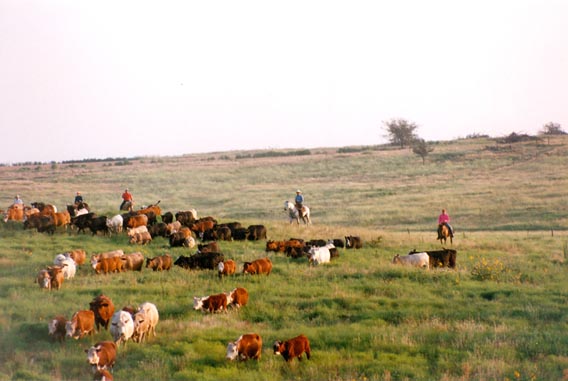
122,191,133,202
438,213,450,224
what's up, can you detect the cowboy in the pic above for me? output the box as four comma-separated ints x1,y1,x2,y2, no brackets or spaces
295,190,304,213
437,209,454,238
120,188,133,210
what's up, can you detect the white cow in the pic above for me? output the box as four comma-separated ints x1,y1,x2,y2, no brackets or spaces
53,253,76,279
392,252,430,268
308,243,334,265
110,310,134,346
106,214,123,235
132,302,159,342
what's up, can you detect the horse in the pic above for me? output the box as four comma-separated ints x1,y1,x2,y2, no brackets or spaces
284,201,311,225
120,200,134,212
437,224,452,245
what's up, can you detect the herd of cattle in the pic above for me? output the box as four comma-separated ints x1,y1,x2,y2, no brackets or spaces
3,199,459,379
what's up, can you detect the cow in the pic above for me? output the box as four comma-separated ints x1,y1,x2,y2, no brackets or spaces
127,225,149,237
331,238,345,248
90,250,124,263
31,202,57,214
106,214,123,235
51,211,71,231
165,221,182,235
213,225,232,241
89,295,115,331
174,252,224,270
137,201,161,221
66,310,95,339
121,252,144,271
409,248,457,269
53,253,76,279
161,211,173,224
129,231,152,245
306,239,327,247
145,254,172,271
47,265,65,290
48,315,67,342
148,222,168,238
193,293,227,313
127,214,148,229
92,256,124,274
132,302,159,343
110,310,134,346
36,269,51,290
169,231,196,247
345,235,363,249
243,257,272,275
225,287,248,308
71,212,96,233
88,216,109,236
189,219,216,237
246,225,267,241
175,210,197,227
232,227,248,241
218,259,236,278
23,214,56,234
392,252,430,269
273,335,311,362
308,244,334,266
3,204,24,222
198,241,220,253
226,333,263,361
68,249,86,266
85,341,117,373
218,221,242,236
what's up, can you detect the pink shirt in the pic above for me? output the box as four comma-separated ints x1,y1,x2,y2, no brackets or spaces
438,213,450,224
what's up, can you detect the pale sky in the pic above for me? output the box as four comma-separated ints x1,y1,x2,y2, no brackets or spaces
1,0,567,163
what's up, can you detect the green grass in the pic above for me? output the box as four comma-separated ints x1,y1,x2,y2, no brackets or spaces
1,137,568,380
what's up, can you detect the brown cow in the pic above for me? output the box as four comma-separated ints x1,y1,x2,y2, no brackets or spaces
189,219,216,236
194,293,227,313
51,211,71,230
218,259,236,278
129,231,152,245
68,249,86,266
90,295,115,331
198,241,220,253
48,315,67,342
243,257,272,275
146,254,172,271
66,310,95,339
165,221,182,235
273,334,311,362
121,252,144,271
226,333,263,361
226,287,248,308
92,256,124,274
3,204,24,222
36,269,51,290
127,214,148,229
85,341,117,373
47,265,65,290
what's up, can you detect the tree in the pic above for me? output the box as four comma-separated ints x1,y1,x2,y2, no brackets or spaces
540,122,566,136
412,139,434,164
383,119,418,148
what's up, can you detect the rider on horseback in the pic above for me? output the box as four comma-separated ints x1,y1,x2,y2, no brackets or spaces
120,188,133,211
295,189,305,215
437,209,454,239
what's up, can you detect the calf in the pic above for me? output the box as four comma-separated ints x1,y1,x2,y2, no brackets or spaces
110,310,134,346
226,333,263,361
66,310,95,339
47,266,65,290
48,315,67,342
193,293,227,313
243,257,272,275
85,341,117,373
36,269,51,290
132,302,159,343
273,334,311,362
392,252,429,268
218,259,236,278
146,254,172,271
225,287,248,308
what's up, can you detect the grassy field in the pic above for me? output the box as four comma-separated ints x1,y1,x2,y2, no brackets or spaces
0,136,567,380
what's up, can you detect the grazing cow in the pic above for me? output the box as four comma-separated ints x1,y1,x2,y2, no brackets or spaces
36,269,51,290
85,341,117,373
148,222,168,238
308,244,333,266
392,252,430,268
218,259,236,278
129,231,152,245
198,241,220,253
132,302,159,343
243,257,272,275
226,334,263,361
88,216,109,236
71,212,96,233
47,266,65,290
127,214,148,229
175,252,224,270
106,214,123,235
93,369,113,381
66,310,95,339
225,287,248,308
193,293,227,313
92,256,124,274
68,249,86,266
3,204,24,222
89,295,115,331
273,334,311,362
145,254,172,271
23,214,56,234
161,211,173,224
345,235,363,249
53,253,76,279
246,225,267,241
121,252,144,271
110,310,134,346
48,315,67,342
409,248,457,269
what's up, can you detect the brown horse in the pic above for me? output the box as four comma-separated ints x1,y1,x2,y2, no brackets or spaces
437,224,452,245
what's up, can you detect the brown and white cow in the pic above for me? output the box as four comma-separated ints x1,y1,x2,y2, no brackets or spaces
242,257,272,275
225,287,248,309
217,259,236,278
85,341,117,373
193,293,227,313
48,315,67,342
273,334,312,362
226,333,263,361
66,310,95,339
90,295,115,331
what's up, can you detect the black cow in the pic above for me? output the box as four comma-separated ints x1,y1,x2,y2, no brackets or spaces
175,211,196,227
345,236,363,249
161,212,173,224
213,226,232,241
88,216,109,236
71,212,96,234
148,222,168,238
306,239,327,247
174,252,224,270
246,225,267,241
409,248,457,269
23,214,55,234
232,228,248,241
332,238,345,248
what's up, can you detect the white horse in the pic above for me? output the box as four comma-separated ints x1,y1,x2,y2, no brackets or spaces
284,201,311,225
